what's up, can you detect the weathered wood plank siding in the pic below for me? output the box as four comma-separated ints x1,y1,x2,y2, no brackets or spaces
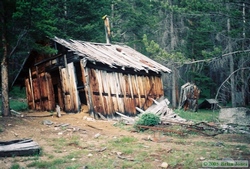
59,63,79,112
84,66,164,116
15,38,170,117
25,78,34,109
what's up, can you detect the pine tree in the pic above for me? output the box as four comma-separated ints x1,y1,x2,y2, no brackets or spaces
0,0,57,116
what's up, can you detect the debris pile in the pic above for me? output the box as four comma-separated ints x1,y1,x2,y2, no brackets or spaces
116,97,189,125
143,98,188,124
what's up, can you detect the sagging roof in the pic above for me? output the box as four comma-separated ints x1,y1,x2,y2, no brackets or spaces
53,37,171,74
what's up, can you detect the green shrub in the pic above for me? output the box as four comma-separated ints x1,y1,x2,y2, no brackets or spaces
9,86,26,98
135,113,160,126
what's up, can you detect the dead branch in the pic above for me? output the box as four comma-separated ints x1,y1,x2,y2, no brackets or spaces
215,67,250,100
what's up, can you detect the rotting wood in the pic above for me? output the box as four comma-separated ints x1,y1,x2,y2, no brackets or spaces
35,66,42,109
97,112,107,120
44,73,52,110
143,79,154,109
135,107,145,114
0,139,40,157
136,97,187,124
10,109,23,117
135,75,142,108
178,82,200,112
60,67,72,111
96,70,106,115
68,63,79,112
25,78,33,108
115,72,124,113
80,59,94,115
34,53,62,66
28,68,35,108
86,124,102,131
115,112,135,124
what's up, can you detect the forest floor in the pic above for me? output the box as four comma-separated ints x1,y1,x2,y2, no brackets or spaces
0,109,249,169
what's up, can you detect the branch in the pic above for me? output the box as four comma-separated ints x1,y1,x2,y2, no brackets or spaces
215,67,250,100
221,49,250,57
9,29,28,57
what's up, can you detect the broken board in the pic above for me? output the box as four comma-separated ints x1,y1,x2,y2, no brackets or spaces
0,139,40,157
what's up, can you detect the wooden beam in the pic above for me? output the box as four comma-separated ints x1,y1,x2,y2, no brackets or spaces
34,53,63,66
80,59,94,117
28,68,35,108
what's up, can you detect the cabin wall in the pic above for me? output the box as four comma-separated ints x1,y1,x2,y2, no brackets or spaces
24,52,61,112
80,61,164,117
25,70,55,111
59,63,80,112
24,50,165,116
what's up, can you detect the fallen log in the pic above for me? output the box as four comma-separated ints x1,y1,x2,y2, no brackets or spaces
0,139,40,157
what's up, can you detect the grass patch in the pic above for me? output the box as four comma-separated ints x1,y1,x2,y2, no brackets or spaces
27,158,67,168
0,126,4,133
175,109,219,122
9,99,28,111
10,163,23,169
8,86,28,111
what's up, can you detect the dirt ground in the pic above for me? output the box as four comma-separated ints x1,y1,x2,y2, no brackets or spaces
0,110,249,169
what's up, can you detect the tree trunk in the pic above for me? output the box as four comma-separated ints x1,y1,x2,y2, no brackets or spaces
172,67,176,108
1,31,10,116
0,2,10,116
241,2,246,106
227,3,236,107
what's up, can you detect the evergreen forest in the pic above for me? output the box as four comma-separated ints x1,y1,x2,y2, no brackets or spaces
1,0,250,115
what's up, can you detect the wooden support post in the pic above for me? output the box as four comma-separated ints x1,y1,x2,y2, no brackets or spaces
80,59,94,117
28,68,35,109
35,66,42,109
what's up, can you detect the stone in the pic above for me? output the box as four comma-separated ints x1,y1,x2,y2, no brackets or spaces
200,157,205,161
42,120,53,125
219,107,250,126
160,162,169,168
94,133,101,138
87,153,93,157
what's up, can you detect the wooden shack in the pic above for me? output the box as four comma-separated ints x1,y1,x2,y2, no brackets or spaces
13,37,171,118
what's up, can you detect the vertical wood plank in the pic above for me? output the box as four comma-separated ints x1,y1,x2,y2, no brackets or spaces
45,73,55,110
28,68,35,108
95,70,106,115
80,59,94,115
85,67,94,116
135,75,142,108
68,63,79,112
59,67,71,111
115,72,124,113
25,78,34,109
109,72,118,113
35,66,42,109
102,71,113,115
57,82,64,109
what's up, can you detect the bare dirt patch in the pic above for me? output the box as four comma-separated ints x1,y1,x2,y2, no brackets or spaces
0,111,249,169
